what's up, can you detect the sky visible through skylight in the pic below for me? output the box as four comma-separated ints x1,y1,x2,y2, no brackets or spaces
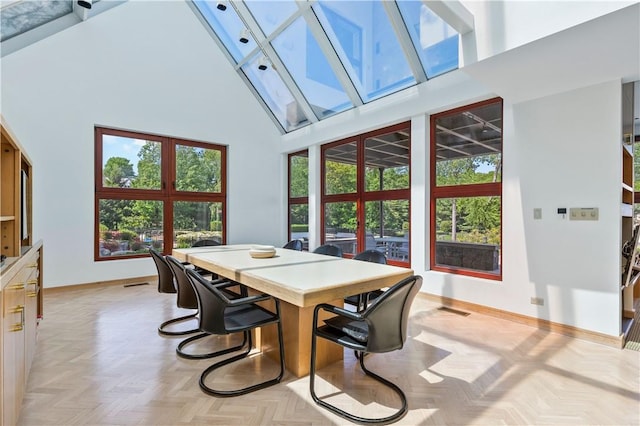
191,0,459,133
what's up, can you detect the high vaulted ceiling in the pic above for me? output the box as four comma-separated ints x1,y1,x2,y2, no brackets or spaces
1,1,638,147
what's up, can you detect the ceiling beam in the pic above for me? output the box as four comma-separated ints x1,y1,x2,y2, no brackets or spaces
423,0,474,35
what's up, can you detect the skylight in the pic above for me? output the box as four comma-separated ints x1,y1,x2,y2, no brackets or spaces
190,0,460,133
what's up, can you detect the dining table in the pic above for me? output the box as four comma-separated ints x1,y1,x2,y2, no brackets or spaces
171,244,414,377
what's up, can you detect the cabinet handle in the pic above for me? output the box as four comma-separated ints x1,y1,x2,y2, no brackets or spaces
7,283,25,290
27,279,38,285
27,263,37,268
9,305,24,314
9,305,25,328
10,324,23,332
27,291,37,297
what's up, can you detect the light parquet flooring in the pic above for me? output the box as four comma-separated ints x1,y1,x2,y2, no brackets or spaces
17,281,639,426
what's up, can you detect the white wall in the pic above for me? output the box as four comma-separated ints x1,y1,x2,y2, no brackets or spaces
1,1,283,287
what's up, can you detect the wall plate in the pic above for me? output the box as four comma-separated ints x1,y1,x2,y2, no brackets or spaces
569,207,598,221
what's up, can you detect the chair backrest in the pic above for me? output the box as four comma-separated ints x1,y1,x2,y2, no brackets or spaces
192,239,221,247
353,249,387,264
313,244,343,257
283,239,303,251
149,248,176,294
185,268,230,335
362,275,422,353
165,255,199,310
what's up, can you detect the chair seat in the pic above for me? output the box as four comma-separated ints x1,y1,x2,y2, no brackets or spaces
224,304,280,332
315,325,368,350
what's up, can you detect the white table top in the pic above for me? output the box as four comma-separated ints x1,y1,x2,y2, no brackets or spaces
172,245,414,307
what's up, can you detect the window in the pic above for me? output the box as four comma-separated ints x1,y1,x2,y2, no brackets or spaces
430,98,503,279
321,122,410,265
95,127,226,260
288,150,309,250
191,0,459,133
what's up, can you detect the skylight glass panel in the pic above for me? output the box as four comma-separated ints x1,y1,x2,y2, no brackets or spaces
313,0,415,103
1,0,72,42
271,16,353,120
396,1,459,78
244,0,298,36
194,0,257,63
240,52,309,132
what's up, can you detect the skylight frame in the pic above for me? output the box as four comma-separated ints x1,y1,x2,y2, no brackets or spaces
188,0,462,134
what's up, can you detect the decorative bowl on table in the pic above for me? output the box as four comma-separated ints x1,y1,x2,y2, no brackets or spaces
249,245,276,259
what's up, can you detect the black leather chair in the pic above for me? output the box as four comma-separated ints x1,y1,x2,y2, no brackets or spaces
283,239,303,251
345,249,388,310
150,248,199,336
192,238,221,247
190,239,221,276
313,244,343,257
310,275,422,424
166,256,249,360
186,268,286,397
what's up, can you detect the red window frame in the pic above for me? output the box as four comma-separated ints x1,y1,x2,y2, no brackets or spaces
320,121,411,266
287,150,309,246
429,98,503,280
94,127,227,260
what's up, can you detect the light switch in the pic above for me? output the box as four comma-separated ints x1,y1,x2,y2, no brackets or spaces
533,208,542,220
569,207,598,221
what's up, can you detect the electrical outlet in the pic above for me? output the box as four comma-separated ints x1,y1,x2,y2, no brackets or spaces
533,208,542,220
530,297,544,306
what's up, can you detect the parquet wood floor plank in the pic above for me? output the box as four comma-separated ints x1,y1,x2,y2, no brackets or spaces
17,281,639,425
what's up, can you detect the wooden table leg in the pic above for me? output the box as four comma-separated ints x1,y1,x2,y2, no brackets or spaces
261,299,343,377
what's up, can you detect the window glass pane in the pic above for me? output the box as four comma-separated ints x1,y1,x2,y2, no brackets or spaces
1,0,73,42
193,0,257,62
271,16,353,119
173,201,223,248
634,140,640,192
396,0,459,78
365,199,409,262
241,52,308,131
245,0,298,36
435,101,502,186
314,0,415,102
98,199,163,258
289,152,308,198
102,135,161,190
289,203,308,250
324,201,357,256
435,196,501,274
324,141,357,195
364,129,410,191
175,144,222,193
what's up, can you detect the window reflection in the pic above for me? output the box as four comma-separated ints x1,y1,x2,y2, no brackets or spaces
314,0,415,101
272,17,352,119
397,1,459,77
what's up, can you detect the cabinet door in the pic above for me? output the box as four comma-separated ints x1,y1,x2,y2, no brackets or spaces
24,263,39,372
2,276,26,426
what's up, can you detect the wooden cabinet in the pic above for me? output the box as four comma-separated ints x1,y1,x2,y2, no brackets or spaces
1,245,42,426
0,116,42,426
1,116,32,259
